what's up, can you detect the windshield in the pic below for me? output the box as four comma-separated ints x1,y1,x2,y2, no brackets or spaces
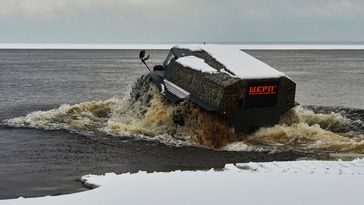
163,51,175,67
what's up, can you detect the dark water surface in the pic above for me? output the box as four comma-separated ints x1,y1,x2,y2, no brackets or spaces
0,49,363,199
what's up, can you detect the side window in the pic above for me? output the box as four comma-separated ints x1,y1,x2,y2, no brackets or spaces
163,51,175,67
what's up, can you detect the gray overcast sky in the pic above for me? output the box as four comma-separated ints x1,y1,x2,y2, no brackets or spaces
0,0,364,43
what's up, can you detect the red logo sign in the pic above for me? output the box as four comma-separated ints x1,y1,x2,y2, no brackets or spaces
248,85,278,95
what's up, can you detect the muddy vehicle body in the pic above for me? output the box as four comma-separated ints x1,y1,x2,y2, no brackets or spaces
139,45,297,133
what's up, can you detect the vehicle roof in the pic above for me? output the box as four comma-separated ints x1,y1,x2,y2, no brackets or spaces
173,45,286,80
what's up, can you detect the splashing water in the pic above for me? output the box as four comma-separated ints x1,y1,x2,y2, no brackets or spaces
2,75,364,154
247,106,364,153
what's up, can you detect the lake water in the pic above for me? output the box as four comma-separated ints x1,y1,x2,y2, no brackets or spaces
0,49,363,199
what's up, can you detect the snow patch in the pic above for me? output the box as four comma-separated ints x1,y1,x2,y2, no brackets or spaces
2,159,364,205
176,44,286,79
176,55,218,74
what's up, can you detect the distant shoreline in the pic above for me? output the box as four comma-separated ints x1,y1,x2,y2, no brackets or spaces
1,43,364,50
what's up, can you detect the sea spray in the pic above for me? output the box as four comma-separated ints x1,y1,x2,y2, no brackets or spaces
2,75,364,153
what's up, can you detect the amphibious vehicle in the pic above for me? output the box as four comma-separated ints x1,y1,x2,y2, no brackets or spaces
139,45,297,133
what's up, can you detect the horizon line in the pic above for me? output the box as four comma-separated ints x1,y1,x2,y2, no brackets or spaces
1,43,364,50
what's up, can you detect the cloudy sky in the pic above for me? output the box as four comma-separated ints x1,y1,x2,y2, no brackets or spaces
0,0,363,44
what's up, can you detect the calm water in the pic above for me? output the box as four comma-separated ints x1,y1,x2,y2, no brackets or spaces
0,49,363,199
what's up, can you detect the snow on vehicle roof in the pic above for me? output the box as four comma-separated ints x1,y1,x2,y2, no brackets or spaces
175,55,218,74
175,44,286,79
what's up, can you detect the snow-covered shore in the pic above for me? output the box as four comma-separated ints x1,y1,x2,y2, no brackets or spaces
1,159,364,205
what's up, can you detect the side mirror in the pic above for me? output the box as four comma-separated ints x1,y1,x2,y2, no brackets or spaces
139,50,151,72
139,50,146,59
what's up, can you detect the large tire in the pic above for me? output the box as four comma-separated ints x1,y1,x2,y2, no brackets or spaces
128,74,153,104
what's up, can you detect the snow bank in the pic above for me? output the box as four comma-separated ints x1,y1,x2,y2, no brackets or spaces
176,44,285,79
176,56,218,74
1,159,364,205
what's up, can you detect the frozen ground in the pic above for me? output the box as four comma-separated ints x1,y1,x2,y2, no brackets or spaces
1,159,363,205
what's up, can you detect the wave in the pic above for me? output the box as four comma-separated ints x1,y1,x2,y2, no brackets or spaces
2,75,364,154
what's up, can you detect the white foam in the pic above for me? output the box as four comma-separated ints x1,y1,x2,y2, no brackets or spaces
221,141,265,152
